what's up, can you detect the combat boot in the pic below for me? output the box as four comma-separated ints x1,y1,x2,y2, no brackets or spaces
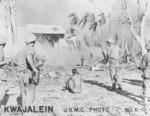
111,83,116,91
117,85,123,91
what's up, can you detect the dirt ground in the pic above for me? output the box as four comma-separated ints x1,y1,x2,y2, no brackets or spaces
0,63,148,116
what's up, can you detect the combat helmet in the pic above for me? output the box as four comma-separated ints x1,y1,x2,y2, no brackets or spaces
0,35,7,45
25,33,37,44
106,38,114,44
145,41,150,50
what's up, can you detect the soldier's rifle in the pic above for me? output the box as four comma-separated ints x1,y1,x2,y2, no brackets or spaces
102,49,108,62
35,59,45,70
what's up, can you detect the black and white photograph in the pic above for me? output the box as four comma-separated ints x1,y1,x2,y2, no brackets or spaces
0,0,150,116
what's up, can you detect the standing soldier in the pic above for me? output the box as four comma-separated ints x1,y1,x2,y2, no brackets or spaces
141,41,150,113
0,36,10,105
106,38,124,91
14,33,44,105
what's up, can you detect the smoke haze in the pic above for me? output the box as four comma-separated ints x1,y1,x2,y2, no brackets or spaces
16,0,116,28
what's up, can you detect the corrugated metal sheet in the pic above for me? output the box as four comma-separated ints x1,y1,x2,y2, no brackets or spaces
27,24,66,34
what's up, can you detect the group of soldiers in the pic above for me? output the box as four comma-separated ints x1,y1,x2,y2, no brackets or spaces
102,38,150,113
65,37,150,114
65,38,124,94
101,38,150,112
0,33,150,113
105,38,150,110
0,35,44,106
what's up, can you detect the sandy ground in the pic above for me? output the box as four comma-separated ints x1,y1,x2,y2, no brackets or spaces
0,64,148,116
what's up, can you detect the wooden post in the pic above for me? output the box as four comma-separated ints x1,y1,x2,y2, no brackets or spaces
81,55,85,66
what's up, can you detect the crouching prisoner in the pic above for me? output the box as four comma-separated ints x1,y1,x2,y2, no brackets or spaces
66,68,82,94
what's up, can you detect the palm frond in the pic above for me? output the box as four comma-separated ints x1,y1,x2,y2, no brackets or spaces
79,12,95,28
89,22,97,31
68,12,76,17
97,13,106,26
68,12,79,25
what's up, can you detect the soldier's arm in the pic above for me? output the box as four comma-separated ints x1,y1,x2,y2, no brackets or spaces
68,77,75,90
140,54,147,71
102,50,108,62
119,47,125,58
103,48,109,62
34,55,45,68
0,58,11,66
26,54,38,73
0,60,8,66
35,60,45,69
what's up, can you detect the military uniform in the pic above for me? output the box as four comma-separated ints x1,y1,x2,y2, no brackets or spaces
14,34,39,105
0,36,8,104
106,38,123,90
0,69,7,103
141,42,150,110
66,69,82,94
15,46,35,84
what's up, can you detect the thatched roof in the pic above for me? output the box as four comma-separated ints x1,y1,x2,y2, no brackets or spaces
27,24,66,34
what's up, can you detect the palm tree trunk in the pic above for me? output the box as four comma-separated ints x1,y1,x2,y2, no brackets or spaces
121,0,149,55
5,0,17,44
0,0,7,36
0,0,17,57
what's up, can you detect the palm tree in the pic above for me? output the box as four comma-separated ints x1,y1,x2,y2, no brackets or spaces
0,0,17,57
78,12,106,45
121,0,150,55
68,12,79,36
5,0,17,43
68,12,79,26
78,12,92,28
78,11,108,61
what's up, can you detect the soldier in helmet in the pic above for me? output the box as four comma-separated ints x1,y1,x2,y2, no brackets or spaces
106,38,124,91
141,41,150,112
14,33,44,105
0,36,11,105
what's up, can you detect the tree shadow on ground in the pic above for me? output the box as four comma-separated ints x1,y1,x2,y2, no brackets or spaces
83,80,143,105
0,94,9,105
122,79,143,87
0,93,21,106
